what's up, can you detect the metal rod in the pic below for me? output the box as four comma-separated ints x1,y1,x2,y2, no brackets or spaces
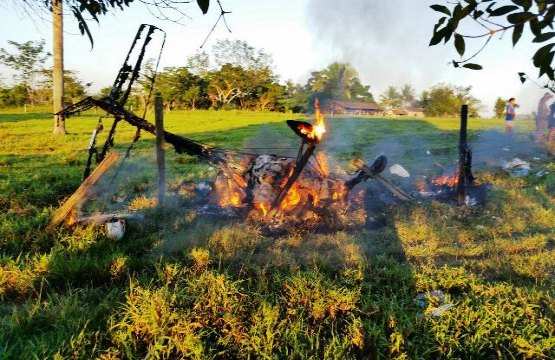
352,159,412,201
98,116,121,162
155,96,166,207
457,105,468,206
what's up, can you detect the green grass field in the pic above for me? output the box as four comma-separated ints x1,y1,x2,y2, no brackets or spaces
0,109,554,359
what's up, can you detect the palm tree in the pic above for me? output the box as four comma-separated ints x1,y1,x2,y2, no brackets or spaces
379,86,401,109
325,62,358,100
52,0,66,135
400,84,415,108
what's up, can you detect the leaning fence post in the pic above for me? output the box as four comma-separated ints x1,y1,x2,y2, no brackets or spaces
154,95,166,207
457,104,468,206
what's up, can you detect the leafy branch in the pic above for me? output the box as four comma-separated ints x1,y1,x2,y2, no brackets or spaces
430,0,555,79
31,0,230,48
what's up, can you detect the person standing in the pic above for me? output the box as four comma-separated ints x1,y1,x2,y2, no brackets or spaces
505,97,517,133
535,93,553,142
548,102,555,143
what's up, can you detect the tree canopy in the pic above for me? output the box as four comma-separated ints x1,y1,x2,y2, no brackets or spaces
306,62,374,104
430,0,555,87
422,84,481,117
19,0,220,46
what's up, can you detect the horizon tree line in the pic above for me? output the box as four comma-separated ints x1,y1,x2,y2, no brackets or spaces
1,38,484,117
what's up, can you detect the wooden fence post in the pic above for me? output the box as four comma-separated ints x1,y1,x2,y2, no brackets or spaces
155,96,165,207
457,104,468,206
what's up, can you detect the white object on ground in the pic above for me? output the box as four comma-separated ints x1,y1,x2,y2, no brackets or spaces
389,164,410,178
465,195,478,206
105,218,126,240
502,157,530,177
428,303,455,317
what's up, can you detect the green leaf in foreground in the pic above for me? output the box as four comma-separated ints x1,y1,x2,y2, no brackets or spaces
197,0,209,14
513,24,524,46
488,5,518,17
533,33,555,43
455,34,465,56
462,63,483,70
430,4,451,16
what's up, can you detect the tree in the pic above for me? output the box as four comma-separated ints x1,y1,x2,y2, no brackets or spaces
0,40,50,107
306,62,373,102
186,51,211,77
494,97,506,118
52,0,65,135
0,84,29,108
423,84,481,117
349,77,374,102
379,86,402,109
155,67,204,110
182,85,203,110
429,1,555,87
281,80,310,113
212,39,272,71
17,1,219,45
400,84,416,108
206,64,247,108
37,69,90,105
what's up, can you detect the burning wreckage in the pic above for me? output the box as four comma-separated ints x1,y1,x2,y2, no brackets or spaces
47,25,476,234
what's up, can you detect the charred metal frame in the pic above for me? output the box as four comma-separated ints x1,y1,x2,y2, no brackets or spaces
61,25,168,180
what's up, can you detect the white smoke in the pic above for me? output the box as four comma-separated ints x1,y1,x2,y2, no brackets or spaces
305,0,547,116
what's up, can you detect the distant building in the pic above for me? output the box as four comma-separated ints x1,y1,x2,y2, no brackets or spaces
388,107,425,117
327,100,383,116
392,108,409,116
405,107,425,117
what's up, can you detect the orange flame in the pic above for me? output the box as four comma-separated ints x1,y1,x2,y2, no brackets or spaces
432,173,459,188
255,202,268,217
313,98,326,141
332,182,347,201
280,185,302,210
219,178,245,207
297,98,327,143
315,151,329,177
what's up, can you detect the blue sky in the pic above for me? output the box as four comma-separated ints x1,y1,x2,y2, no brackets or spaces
0,0,549,115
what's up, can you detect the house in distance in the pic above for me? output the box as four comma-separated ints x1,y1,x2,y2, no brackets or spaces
327,100,383,116
388,107,425,117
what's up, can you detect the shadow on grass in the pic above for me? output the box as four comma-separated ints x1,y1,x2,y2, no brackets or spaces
0,112,53,123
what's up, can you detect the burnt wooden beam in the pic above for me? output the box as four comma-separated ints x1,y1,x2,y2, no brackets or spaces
352,158,412,201
47,151,121,231
71,212,145,227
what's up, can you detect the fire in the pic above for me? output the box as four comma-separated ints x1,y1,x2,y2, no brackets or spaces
68,209,77,226
315,151,329,177
218,178,245,207
432,172,459,188
312,98,326,141
255,202,268,217
296,98,327,143
208,99,364,224
331,182,347,201
279,185,302,210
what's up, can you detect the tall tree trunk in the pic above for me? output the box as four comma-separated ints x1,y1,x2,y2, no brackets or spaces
52,0,66,135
